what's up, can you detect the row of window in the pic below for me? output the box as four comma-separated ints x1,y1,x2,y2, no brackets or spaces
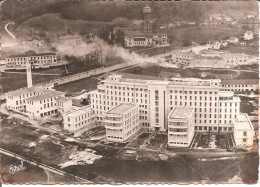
169,90,218,95
105,86,148,92
7,56,56,61
195,126,233,131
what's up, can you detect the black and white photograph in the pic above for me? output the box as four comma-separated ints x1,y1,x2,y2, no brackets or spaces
0,0,259,184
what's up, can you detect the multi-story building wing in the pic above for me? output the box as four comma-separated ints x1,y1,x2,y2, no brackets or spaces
63,105,94,133
90,73,163,128
168,107,195,147
220,79,259,93
104,103,139,142
90,73,241,134
25,90,65,117
233,113,254,148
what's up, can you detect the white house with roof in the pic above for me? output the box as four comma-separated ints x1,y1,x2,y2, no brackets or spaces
5,86,65,117
233,113,254,149
104,103,139,142
168,107,195,147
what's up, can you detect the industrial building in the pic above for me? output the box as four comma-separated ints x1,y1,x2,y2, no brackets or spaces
124,5,169,48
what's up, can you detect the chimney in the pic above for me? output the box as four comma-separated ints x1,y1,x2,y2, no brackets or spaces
26,61,33,88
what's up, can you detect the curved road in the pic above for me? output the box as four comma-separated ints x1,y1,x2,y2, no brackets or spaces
5,22,16,39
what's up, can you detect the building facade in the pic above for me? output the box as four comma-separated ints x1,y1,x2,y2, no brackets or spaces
5,50,57,67
221,53,249,66
63,105,94,133
58,34,82,45
57,97,73,113
124,35,153,47
199,49,223,58
171,51,198,65
90,73,241,134
104,103,139,142
168,107,195,147
220,79,259,93
233,113,254,148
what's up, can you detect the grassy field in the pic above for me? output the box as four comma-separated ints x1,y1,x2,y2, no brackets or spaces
55,77,99,96
122,63,242,79
1,72,61,93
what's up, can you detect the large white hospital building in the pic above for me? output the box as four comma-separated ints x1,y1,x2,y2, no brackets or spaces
90,73,253,148
91,73,240,132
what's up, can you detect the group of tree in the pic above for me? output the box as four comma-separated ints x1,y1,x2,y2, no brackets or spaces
99,26,125,46
2,1,257,24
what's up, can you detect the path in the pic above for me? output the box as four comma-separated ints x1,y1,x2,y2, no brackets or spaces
5,22,16,39
3,71,62,76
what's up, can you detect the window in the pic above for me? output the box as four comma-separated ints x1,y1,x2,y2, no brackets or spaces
243,132,247,136
243,139,246,142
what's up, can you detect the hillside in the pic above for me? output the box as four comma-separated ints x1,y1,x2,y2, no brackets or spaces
14,14,112,36
2,1,258,23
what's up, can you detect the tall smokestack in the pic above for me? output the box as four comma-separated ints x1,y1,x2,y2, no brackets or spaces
26,61,33,88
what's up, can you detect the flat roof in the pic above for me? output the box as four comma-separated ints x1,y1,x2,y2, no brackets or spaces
120,73,165,81
169,107,194,120
234,113,254,130
221,79,258,85
63,105,91,117
26,90,65,101
106,73,221,87
107,103,136,115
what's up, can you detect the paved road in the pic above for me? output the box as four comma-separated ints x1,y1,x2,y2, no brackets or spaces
0,148,92,183
3,71,62,76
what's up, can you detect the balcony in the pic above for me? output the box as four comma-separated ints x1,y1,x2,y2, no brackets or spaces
168,131,187,135
104,118,122,124
105,124,123,130
168,122,187,127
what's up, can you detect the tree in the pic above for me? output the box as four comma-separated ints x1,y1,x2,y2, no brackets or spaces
155,127,160,135
114,29,125,46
